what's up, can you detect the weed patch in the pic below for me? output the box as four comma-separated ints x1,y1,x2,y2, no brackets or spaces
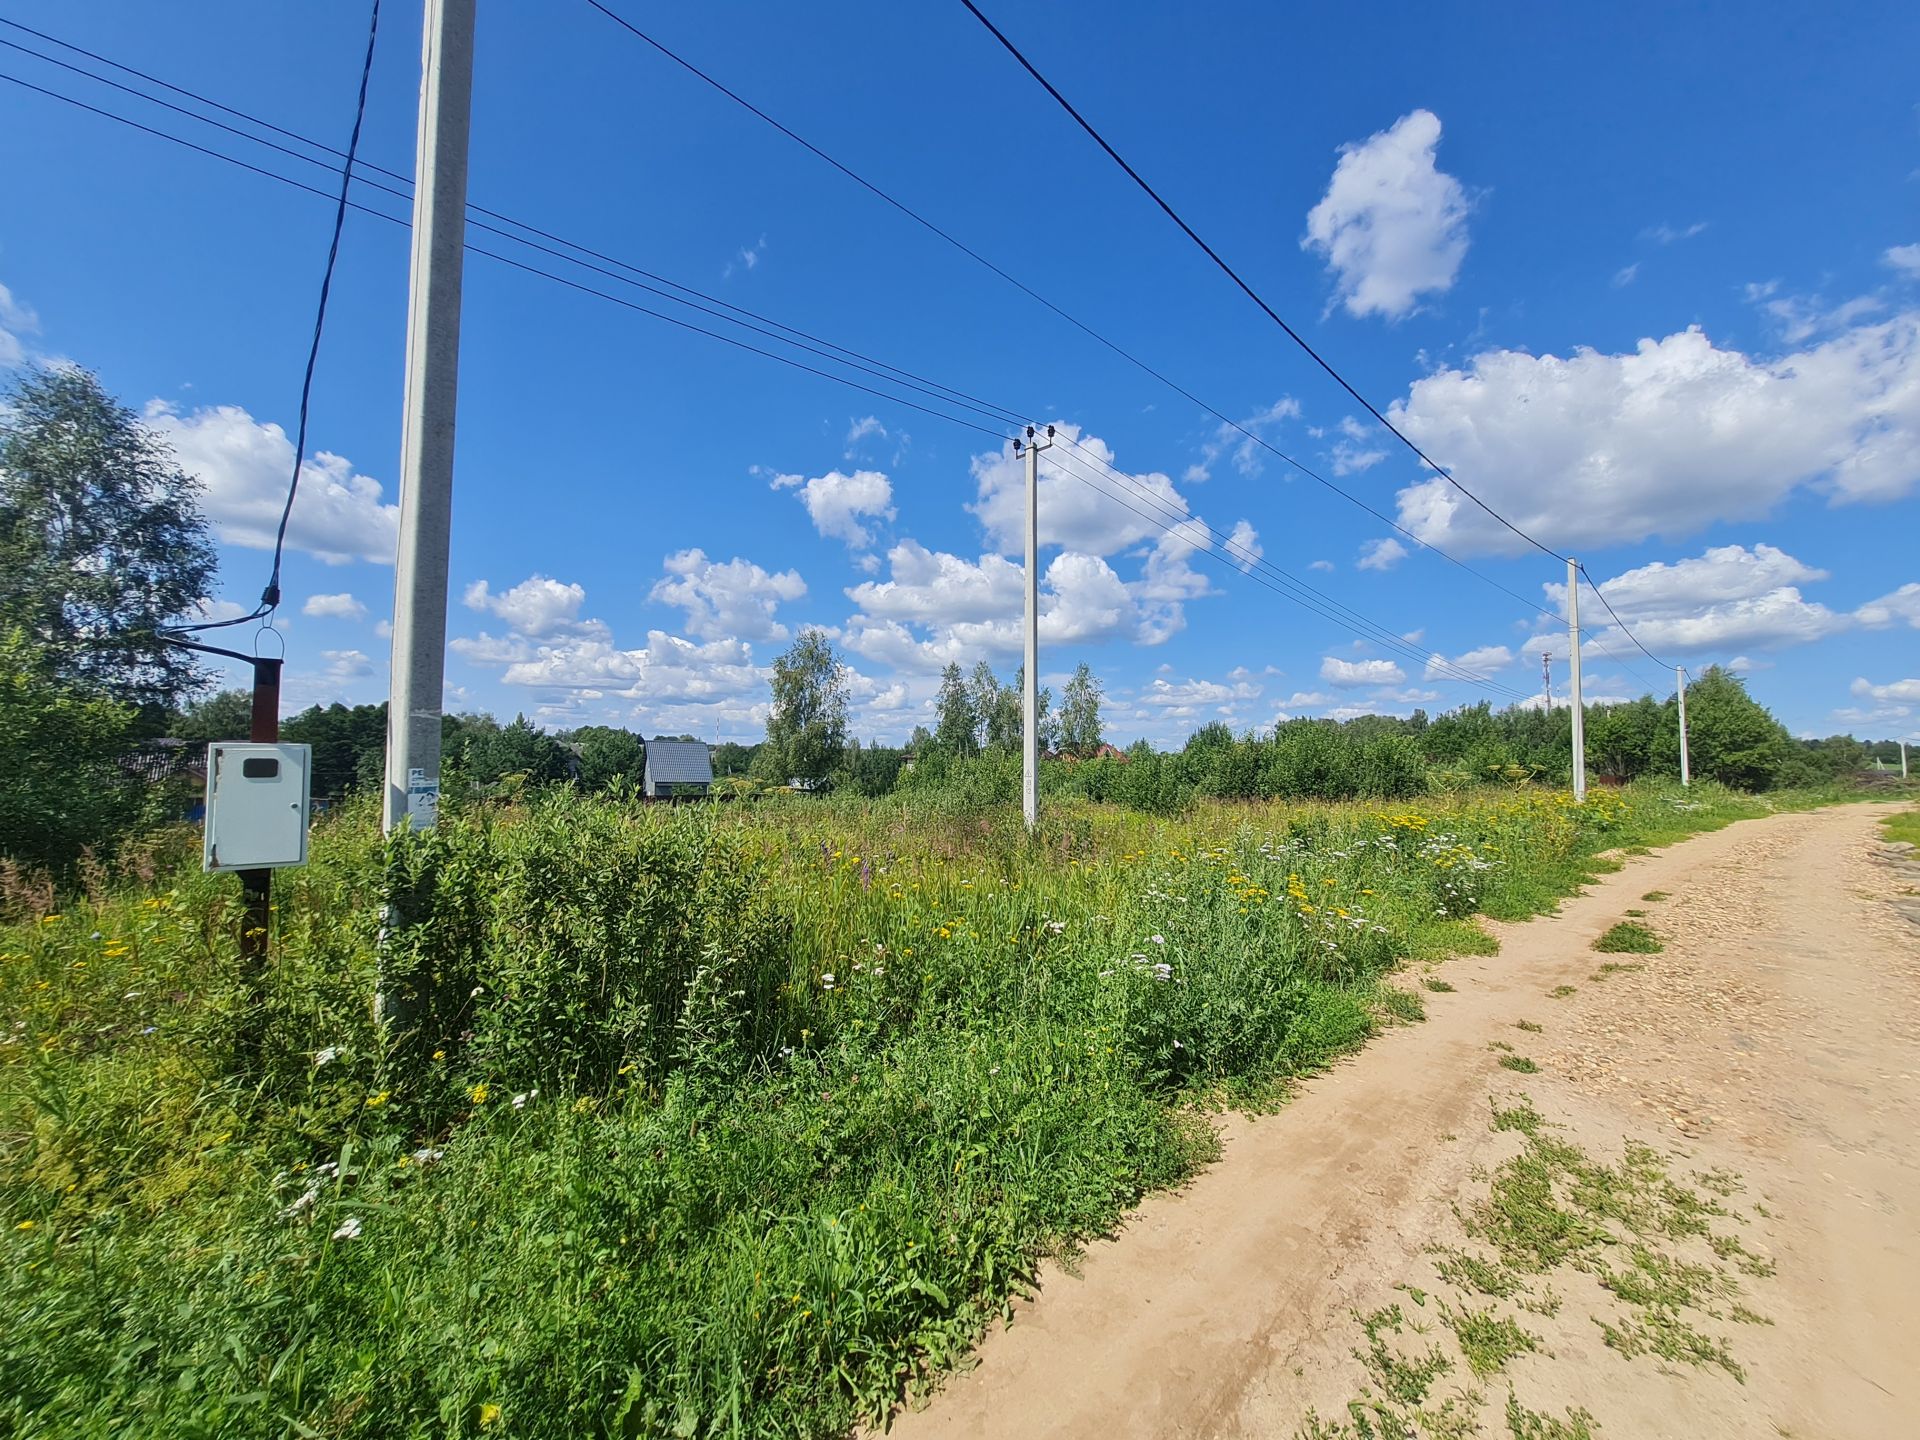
1423,977,1456,993
1549,985,1578,998
1504,1393,1600,1439
1515,1020,1543,1033
1499,1055,1541,1074
1593,922,1662,954
1441,1302,1541,1376
1640,891,1669,902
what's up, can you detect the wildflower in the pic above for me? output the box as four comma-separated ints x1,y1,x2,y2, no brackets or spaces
511,1091,532,1110
468,1083,490,1105
1148,934,1166,946
1046,919,1066,934
821,973,836,989
480,1403,502,1428
331,1216,362,1240
1152,963,1172,982
364,1091,390,1109
411,1147,444,1166
313,1047,340,1068
15,1220,34,1231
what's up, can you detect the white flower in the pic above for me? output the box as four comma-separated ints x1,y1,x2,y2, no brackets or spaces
282,1185,319,1218
1046,920,1066,934
1148,934,1166,946
512,1088,538,1110
332,1216,363,1240
313,1046,340,1069
411,1147,444,1166
821,973,836,989
1152,963,1172,982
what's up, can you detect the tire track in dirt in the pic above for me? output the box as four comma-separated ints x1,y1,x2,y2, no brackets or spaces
881,803,1919,1440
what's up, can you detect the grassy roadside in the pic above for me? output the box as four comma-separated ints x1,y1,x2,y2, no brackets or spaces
0,780,1857,1437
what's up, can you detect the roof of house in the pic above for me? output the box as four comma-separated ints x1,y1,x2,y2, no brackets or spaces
645,739,714,786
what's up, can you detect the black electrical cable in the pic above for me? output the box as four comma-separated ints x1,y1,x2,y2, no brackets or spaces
1578,563,1675,673
0,61,1535,705
579,0,1568,627
956,0,1565,566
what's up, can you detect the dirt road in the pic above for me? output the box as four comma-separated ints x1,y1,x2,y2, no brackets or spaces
886,803,1920,1439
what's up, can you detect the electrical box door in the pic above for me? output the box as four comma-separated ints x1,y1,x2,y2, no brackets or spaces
203,743,312,872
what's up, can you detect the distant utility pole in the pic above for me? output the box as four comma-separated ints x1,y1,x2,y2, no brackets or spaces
1676,665,1691,787
1567,557,1587,802
383,0,476,838
1903,738,1910,780
1015,423,1053,831
1541,651,1552,711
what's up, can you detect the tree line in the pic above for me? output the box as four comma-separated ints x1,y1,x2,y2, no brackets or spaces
0,363,1905,874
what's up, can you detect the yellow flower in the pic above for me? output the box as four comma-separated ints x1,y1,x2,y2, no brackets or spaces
468,1083,490,1105
364,1091,390,1109
15,1220,35,1231
432,1049,446,1061
480,1402,502,1427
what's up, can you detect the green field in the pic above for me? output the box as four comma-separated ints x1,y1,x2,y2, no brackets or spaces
0,780,1844,1437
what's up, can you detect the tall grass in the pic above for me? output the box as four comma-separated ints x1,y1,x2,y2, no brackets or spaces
0,779,1820,1436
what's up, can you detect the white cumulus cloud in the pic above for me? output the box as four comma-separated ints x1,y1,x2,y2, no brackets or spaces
648,549,805,644
146,401,399,565
1302,109,1471,320
1357,537,1408,571
770,468,895,548
303,592,368,622
1321,656,1407,687
1389,312,1920,554
463,575,596,638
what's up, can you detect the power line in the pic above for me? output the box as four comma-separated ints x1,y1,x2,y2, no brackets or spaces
153,0,381,635
1043,441,1533,698
956,1,1693,683
1577,563,1674,673
956,0,1562,565
579,0,1564,626
0,59,1525,707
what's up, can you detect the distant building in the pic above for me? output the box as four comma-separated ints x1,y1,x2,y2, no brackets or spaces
642,739,713,800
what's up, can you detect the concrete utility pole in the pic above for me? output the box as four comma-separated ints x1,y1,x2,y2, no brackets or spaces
383,0,475,838
1676,665,1691,787
1903,738,1910,780
1567,557,1587,802
1016,424,1053,830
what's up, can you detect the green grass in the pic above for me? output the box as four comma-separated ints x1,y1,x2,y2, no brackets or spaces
1499,1055,1541,1074
1882,808,1920,847
1504,1393,1600,1439
1423,976,1457,993
1592,921,1663,954
0,779,1802,1438
1514,1020,1543,1034
1640,890,1669,902
1549,985,1578,999
1591,961,1646,980
1441,1301,1540,1377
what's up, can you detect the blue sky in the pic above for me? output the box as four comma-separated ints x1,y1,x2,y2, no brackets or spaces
2,0,1917,744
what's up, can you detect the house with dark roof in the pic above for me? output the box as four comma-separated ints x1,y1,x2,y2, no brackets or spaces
642,739,714,800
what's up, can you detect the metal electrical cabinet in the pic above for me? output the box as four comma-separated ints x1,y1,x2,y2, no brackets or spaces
203,743,313,872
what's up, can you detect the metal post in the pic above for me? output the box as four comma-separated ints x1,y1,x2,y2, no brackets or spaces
1541,651,1552,710
1568,557,1586,802
241,657,283,970
1676,665,1691,787
383,0,475,838
1019,425,1053,829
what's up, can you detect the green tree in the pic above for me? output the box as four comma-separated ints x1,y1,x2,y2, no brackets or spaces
0,627,145,870
1059,662,1104,757
763,628,848,783
933,662,978,756
1657,666,1791,790
174,687,255,743
0,368,217,712
567,725,645,791
465,715,571,787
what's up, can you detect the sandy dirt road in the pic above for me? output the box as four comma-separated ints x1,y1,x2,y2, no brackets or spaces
885,802,1920,1440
